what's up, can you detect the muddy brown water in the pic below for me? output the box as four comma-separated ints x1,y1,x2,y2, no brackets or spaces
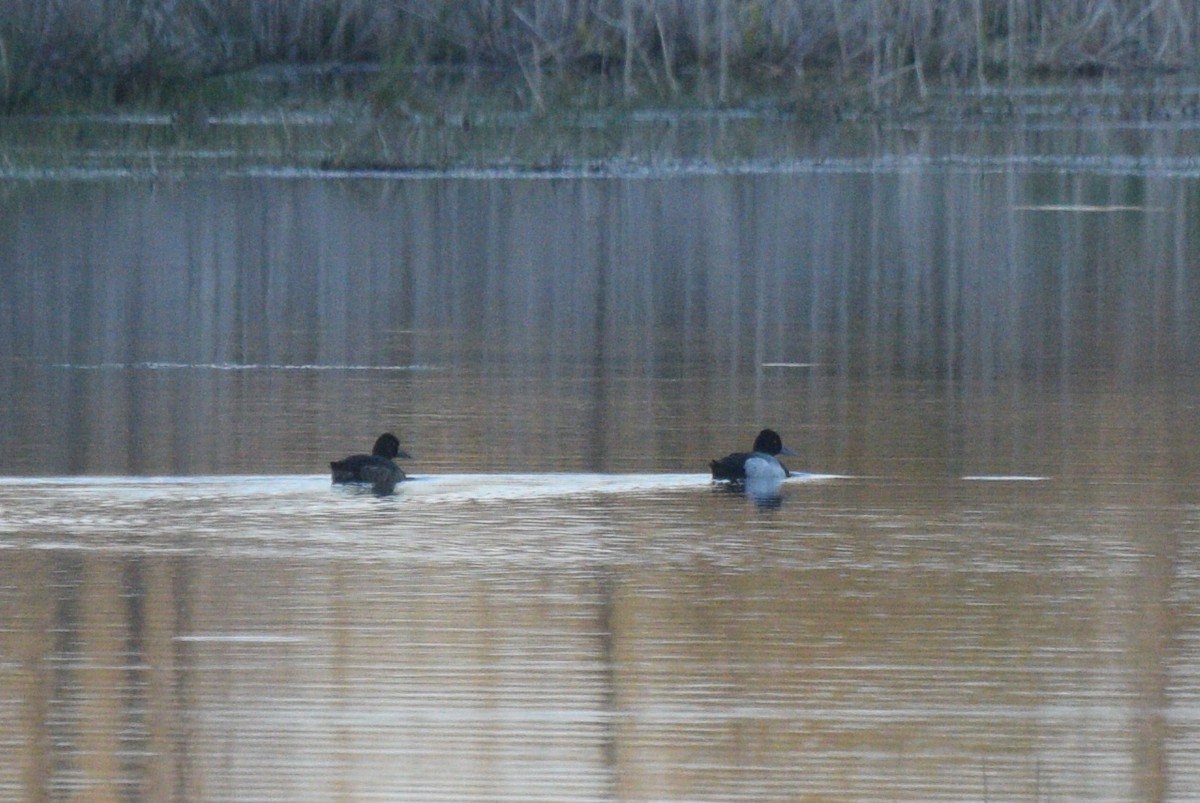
2,125,1200,800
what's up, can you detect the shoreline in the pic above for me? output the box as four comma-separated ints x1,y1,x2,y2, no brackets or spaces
3,67,1200,177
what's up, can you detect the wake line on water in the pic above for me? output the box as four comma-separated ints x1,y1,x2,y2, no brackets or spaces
1,471,844,503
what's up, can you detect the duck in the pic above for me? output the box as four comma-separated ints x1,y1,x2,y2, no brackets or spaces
330,433,413,495
710,429,797,483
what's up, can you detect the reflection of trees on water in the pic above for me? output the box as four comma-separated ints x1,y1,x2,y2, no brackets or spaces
5,165,1197,382
1,138,1198,473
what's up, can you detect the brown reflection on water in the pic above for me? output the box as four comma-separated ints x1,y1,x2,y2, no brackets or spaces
3,130,1200,800
1,160,1199,476
1,472,1198,801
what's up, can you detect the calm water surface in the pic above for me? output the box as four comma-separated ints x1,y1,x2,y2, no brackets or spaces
3,120,1200,801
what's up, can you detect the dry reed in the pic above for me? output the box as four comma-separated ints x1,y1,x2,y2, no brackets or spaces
0,0,1197,110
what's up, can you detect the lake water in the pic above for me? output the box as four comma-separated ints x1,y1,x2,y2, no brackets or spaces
3,117,1200,801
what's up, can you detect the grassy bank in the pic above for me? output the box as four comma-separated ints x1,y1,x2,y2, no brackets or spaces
2,0,1198,114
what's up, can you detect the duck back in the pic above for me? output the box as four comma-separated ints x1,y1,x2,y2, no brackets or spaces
331,432,411,495
330,455,405,494
710,452,755,481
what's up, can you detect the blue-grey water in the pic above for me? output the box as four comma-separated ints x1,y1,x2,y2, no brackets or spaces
3,119,1200,801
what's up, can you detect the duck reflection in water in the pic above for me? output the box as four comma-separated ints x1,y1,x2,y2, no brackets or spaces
330,433,413,496
710,428,798,508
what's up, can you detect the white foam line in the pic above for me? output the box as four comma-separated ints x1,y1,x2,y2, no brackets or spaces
0,475,312,487
787,472,848,482
1,472,851,502
396,473,707,502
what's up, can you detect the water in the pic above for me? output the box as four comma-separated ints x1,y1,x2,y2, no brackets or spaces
3,119,1200,801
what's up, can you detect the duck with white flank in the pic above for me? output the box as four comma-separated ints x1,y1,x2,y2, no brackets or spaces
709,429,797,483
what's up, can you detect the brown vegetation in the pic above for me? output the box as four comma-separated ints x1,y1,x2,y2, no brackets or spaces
1,0,1197,111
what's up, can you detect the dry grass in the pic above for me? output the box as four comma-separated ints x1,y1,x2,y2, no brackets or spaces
1,0,1197,111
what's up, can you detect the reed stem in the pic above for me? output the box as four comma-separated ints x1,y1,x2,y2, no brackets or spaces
1,0,1197,111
